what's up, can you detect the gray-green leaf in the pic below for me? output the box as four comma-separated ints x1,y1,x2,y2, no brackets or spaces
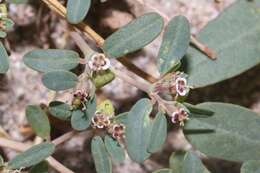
0,42,9,73
26,105,50,139
49,101,72,120
66,0,91,24
185,0,260,88
125,98,153,162
152,169,173,173
169,151,186,173
103,13,164,58
71,110,88,131
29,161,48,173
23,49,80,73
91,136,112,173
8,142,55,169
104,135,125,163
184,102,260,162
148,112,167,153
42,70,78,91
158,15,190,74
241,160,260,173
182,152,210,173
183,102,214,118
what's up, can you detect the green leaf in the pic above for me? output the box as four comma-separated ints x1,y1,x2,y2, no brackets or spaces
66,0,91,24
26,105,50,139
42,70,78,91
185,0,260,88
169,151,186,173
29,161,48,173
104,135,125,163
71,97,96,131
241,160,260,173
103,13,164,58
92,70,115,89
158,15,190,74
49,101,72,120
184,102,260,162
8,142,55,169
148,112,167,153
182,152,210,173
0,41,9,74
183,102,214,118
152,169,173,173
125,98,153,162
91,136,112,173
23,49,80,73
113,112,128,124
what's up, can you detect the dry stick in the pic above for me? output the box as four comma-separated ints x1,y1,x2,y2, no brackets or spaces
0,137,75,173
41,0,158,83
136,0,217,60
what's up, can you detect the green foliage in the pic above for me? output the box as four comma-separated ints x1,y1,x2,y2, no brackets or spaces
182,152,210,173
158,15,190,74
184,102,260,162
8,142,55,169
49,101,72,120
152,169,173,173
91,136,112,173
92,70,115,89
29,161,49,173
0,41,9,73
104,135,125,163
42,70,78,91
71,96,96,130
185,0,260,88
26,105,50,139
148,111,167,153
103,13,164,58
169,151,186,172
183,102,214,118
241,160,260,173
23,49,80,73
66,0,91,24
125,98,153,162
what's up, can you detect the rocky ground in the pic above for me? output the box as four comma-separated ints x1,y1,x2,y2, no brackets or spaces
0,0,259,173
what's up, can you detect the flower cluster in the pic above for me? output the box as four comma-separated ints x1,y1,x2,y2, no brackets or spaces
170,108,189,126
108,123,125,140
91,112,111,129
154,72,190,97
71,90,89,110
88,53,111,72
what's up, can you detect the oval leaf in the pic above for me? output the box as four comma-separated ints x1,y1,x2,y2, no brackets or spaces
8,142,55,169
0,41,9,73
125,98,153,162
103,13,164,58
158,15,190,74
66,0,91,24
71,110,88,131
91,136,112,173
26,105,50,139
182,152,210,173
148,112,167,153
29,161,48,173
241,160,260,173
185,1,260,88
42,70,78,91
184,102,260,162
23,49,80,73
183,102,214,118
104,135,125,163
169,151,186,172
49,101,72,120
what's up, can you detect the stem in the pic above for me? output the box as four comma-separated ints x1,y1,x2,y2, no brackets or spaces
41,0,158,83
52,131,77,146
135,0,217,60
0,137,75,173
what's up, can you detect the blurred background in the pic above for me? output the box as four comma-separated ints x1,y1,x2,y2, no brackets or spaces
0,0,259,172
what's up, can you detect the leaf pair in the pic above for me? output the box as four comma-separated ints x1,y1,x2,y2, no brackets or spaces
125,99,167,162
24,49,80,91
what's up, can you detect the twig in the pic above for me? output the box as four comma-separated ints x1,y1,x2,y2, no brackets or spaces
52,131,77,146
136,0,217,60
41,0,158,83
0,137,75,173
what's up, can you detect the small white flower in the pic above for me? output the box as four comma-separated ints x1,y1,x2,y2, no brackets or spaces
170,108,189,126
88,53,111,71
175,77,189,96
